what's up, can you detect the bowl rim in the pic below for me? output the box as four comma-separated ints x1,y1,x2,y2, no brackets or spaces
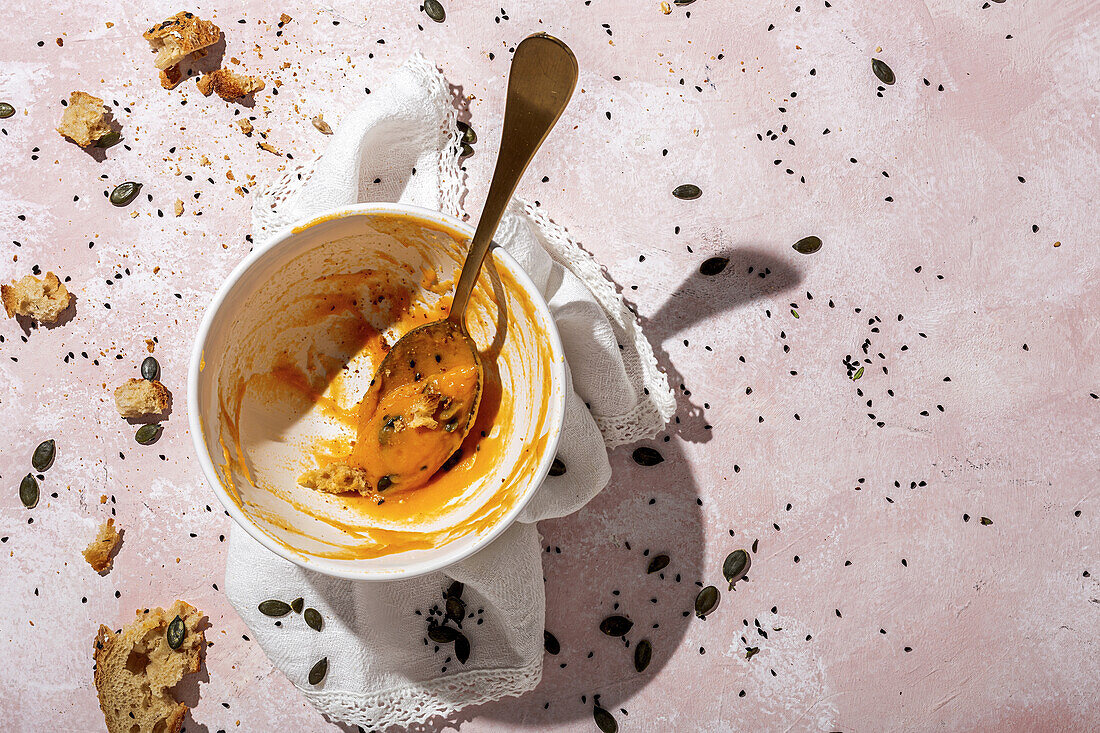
187,202,567,581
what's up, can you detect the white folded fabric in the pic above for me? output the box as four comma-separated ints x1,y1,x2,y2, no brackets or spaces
225,54,674,730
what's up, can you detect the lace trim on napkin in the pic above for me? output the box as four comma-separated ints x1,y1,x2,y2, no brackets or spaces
302,657,541,730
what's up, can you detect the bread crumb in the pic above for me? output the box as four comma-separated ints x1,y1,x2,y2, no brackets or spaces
146,339,156,353
236,118,253,135
257,141,281,155
174,199,184,217
56,91,113,147
93,600,205,733
143,12,221,70
83,519,121,573
99,494,108,503
113,378,170,418
299,464,383,503
197,68,265,100
1,271,72,324
199,155,210,166
280,13,293,24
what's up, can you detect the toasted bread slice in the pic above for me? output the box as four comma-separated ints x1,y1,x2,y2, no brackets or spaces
93,600,205,733
1,271,72,323
143,12,220,70
196,68,265,100
83,518,122,573
56,91,113,147
114,378,170,418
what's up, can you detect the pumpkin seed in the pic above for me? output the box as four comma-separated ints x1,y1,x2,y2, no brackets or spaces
549,457,567,476
544,630,560,655
647,554,670,574
593,705,618,733
0,102,15,119
672,184,701,200
446,580,464,599
872,58,895,85
258,599,292,617
460,142,474,159
694,585,720,619
599,615,633,637
95,131,121,148
723,549,750,589
20,474,38,509
631,447,664,466
109,182,142,207
167,614,186,649
745,646,760,660
456,120,477,144
291,597,304,614
308,657,328,685
445,595,466,623
792,235,822,254
454,632,470,663
32,439,55,471
634,639,652,672
424,0,446,22
699,257,728,276
304,608,323,631
852,366,865,381
141,356,160,381
135,424,161,445
428,623,459,643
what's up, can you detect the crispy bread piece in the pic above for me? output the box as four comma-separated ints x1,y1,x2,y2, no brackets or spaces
143,12,221,70
56,91,112,147
1,271,72,323
159,64,184,89
83,518,122,573
299,464,383,503
196,68,265,100
113,378,170,418
93,600,205,733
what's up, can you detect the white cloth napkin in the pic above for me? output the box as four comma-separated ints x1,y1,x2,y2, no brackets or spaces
225,54,675,731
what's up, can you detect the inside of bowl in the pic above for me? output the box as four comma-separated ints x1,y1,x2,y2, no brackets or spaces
194,211,561,576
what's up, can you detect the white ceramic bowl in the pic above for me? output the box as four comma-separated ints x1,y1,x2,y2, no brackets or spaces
188,203,566,580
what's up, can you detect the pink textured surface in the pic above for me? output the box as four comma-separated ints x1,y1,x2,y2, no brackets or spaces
1,1,1097,731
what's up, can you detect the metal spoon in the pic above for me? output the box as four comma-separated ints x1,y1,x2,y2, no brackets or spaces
349,34,578,495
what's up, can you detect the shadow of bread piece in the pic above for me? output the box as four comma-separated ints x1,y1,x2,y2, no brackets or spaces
1,271,72,323
56,91,113,147
93,600,205,733
143,12,220,70
114,378,170,419
83,518,122,573
196,68,265,100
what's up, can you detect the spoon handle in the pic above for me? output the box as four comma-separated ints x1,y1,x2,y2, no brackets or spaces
448,33,578,326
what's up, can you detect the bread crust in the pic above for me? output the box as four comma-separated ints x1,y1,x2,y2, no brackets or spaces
1,271,72,323
143,12,221,70
83,518,122,573
196,68,265,100
55,91,113,147
113,378,170,418
93,600,205,733
299,463,383,503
